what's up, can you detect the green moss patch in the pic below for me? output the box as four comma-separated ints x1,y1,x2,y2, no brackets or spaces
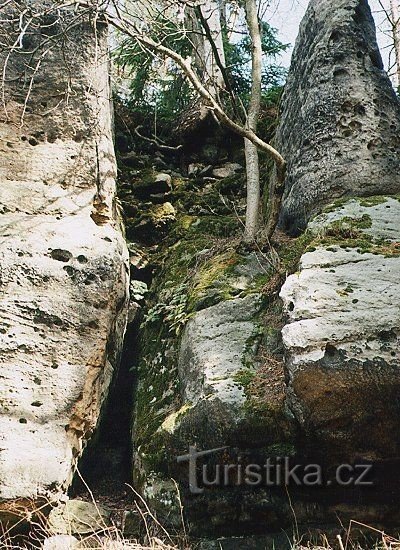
358,196,389,207
276,231,315,272
237,350,294,444
308,205,400,257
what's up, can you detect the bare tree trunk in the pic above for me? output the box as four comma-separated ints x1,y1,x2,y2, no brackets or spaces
186,0,225,117
390,0,400,87
200,0,226,99
243,0,262,243
244,139,260,241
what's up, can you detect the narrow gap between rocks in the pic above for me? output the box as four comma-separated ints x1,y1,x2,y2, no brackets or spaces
70,316,139,513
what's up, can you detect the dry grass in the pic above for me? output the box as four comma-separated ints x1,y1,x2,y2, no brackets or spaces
0,501,180,549
0,473,184,550
1,474,400,549
292,520,400,550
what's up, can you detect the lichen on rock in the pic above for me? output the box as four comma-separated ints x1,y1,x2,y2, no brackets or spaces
280,196,400,463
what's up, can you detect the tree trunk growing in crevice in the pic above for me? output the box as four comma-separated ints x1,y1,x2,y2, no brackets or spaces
390,0,400,87
243,0,262,243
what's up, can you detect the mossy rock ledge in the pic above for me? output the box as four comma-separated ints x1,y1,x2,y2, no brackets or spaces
131,229,296,533
280,196,400,464
132,195,400,534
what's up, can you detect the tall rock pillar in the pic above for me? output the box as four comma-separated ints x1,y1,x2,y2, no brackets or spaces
275,0,400,234
0,2,129,523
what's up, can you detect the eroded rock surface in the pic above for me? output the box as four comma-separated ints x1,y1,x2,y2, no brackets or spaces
276,0,400,233
280,197,400,462
0,3,129,519
178,293,262,407
131,232,294,532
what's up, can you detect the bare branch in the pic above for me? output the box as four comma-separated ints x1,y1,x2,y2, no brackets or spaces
134,125,183,151
106,9,285,167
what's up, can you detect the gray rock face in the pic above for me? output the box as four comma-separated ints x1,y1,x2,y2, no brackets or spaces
0,2,129,518
276,0,400,234
178,293,262,407
280,197,400,462
48,500,111,536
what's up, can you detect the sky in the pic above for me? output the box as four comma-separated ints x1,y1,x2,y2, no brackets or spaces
266,0,395,82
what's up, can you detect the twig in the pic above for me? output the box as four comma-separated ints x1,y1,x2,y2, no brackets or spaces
134,125,183,151
337,534,345,550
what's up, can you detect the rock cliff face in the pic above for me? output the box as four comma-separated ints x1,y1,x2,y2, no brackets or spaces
127,163,400,535
122,161,297,533
276,0,400,234
280,196,400,463
0,3,129,522
125,0,400,536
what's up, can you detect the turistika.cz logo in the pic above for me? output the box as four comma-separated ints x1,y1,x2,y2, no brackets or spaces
177,445,374,494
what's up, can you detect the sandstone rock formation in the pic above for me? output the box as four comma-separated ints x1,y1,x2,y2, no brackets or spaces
280,196,400,463
130,223,295,532
127,138,400,534
276,0,400,234
0,3,129,523
48,499,111,536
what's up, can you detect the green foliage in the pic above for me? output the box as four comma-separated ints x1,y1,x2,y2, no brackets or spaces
113,5,288,133
223,20,288,100
114,19,195,130
258,85,284,139
143,283,191,336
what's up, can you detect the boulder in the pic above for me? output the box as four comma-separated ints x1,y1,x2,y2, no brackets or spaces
212,163,242,179
188,163,213,177
275,0,400,234
131,171,172,200
188,163,202,177
120,151,150,169
48,499,111,535
280,196,400,463
0,2,129,523
154,172,172,186
42,535,79,550
126,202,176,243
